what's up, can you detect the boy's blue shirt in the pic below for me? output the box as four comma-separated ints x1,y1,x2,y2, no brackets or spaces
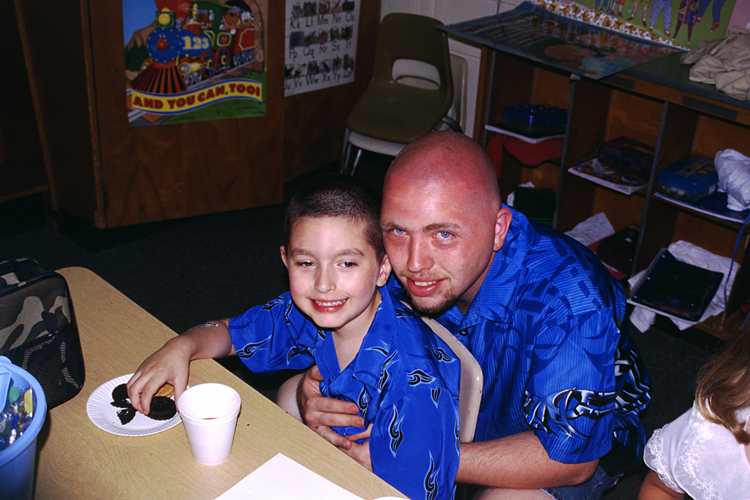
229,284,461,500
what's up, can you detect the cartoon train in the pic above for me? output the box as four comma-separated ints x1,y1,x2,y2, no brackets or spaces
131,0,255,95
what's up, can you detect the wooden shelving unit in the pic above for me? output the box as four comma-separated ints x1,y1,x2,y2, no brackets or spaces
472,48,750,339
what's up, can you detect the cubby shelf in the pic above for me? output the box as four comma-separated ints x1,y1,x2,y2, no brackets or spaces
474,48,750,339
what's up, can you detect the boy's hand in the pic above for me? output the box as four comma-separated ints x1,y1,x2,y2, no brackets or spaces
126,336,192,415
297,365,365,449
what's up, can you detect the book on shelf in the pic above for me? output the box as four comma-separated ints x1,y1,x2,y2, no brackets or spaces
568,157,648,195
654,191,750,224
628,248,724,322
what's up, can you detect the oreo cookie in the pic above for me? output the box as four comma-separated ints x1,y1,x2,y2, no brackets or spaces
147,396,177,421
112,383,129,404
110,382,176,423
117,405,137,425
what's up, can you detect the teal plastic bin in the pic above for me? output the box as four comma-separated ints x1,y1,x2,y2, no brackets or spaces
0,357,47,500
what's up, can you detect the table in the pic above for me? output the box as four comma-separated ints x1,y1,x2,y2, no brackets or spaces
34,267,403,499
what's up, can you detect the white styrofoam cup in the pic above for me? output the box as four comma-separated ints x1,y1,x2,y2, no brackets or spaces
177,383,241,466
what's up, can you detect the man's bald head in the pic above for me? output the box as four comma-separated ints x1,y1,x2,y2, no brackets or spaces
386,131,501,212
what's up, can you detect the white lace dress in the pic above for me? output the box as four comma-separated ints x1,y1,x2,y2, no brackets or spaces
643,402,750,500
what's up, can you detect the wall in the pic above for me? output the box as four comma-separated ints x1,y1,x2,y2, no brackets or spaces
380,0,523,139
283,1,382,181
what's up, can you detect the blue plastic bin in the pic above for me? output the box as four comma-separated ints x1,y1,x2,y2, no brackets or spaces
0,357,47,500
657,155,718,203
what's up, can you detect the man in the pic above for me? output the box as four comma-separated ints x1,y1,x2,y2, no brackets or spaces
289,131,650,499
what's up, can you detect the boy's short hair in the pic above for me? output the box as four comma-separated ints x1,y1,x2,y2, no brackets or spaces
283,174,386,261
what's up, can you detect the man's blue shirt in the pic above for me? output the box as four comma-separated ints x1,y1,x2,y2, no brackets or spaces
229,284,461,500
389,207,651,469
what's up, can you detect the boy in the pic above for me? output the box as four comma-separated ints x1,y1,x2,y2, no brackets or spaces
126,174,461,500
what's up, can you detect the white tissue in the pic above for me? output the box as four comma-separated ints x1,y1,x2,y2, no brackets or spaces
714,149,750,211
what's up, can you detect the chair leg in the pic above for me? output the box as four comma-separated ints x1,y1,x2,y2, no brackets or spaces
340,128,351,174
349,148,363,176
340,143,351,175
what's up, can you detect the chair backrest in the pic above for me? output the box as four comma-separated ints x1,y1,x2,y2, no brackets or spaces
373,13,453,100
402,302,483,443
389,53,467,134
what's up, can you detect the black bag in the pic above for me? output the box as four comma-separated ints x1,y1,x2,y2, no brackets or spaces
0,258,85,408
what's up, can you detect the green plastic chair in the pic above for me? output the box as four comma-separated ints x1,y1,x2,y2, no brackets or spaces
340,13,457,175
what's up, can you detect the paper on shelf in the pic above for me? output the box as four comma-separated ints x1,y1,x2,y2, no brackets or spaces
215,453,364,500
564,212,615,247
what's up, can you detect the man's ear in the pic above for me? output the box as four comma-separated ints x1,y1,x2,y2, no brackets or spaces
280,246,289,269
494,208,513,251
377,254,392,287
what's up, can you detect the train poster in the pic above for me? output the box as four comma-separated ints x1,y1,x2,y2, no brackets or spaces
284,1,360,96
123,0,268,127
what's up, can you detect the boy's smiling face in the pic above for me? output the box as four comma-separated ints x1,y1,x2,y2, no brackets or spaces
281,216,391,338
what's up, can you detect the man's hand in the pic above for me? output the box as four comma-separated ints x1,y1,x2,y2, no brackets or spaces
296,366,365,449
341,424,373,471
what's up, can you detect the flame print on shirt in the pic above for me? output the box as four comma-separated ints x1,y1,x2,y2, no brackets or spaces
235,337,270,359
388,404,405,457
377,350,398,392
523,387,617,438
285,343,314,363
426,345,455,362
407,369,435,386
431,387,442,408
357,386,370,417
424,453,438,500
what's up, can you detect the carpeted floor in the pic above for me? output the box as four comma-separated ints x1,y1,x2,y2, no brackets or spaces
1,154,720,499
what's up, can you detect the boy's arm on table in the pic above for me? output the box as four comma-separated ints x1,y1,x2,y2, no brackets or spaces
637,470,685,500
457,431,598,489
127,319,236,414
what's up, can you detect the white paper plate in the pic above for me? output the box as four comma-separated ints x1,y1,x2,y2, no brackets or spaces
86,374,182,437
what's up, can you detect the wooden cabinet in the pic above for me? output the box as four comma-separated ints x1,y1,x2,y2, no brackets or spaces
13,0,285,228
475,48,750,339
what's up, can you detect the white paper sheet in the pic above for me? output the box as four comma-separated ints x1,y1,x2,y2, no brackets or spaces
215,453,365,500
564,212,615,247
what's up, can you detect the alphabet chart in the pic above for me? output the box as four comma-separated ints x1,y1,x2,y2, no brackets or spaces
285,1,360,96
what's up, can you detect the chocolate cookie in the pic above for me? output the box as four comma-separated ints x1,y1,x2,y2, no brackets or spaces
117,405,136,425
147,396,176,421
112,383,129,403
